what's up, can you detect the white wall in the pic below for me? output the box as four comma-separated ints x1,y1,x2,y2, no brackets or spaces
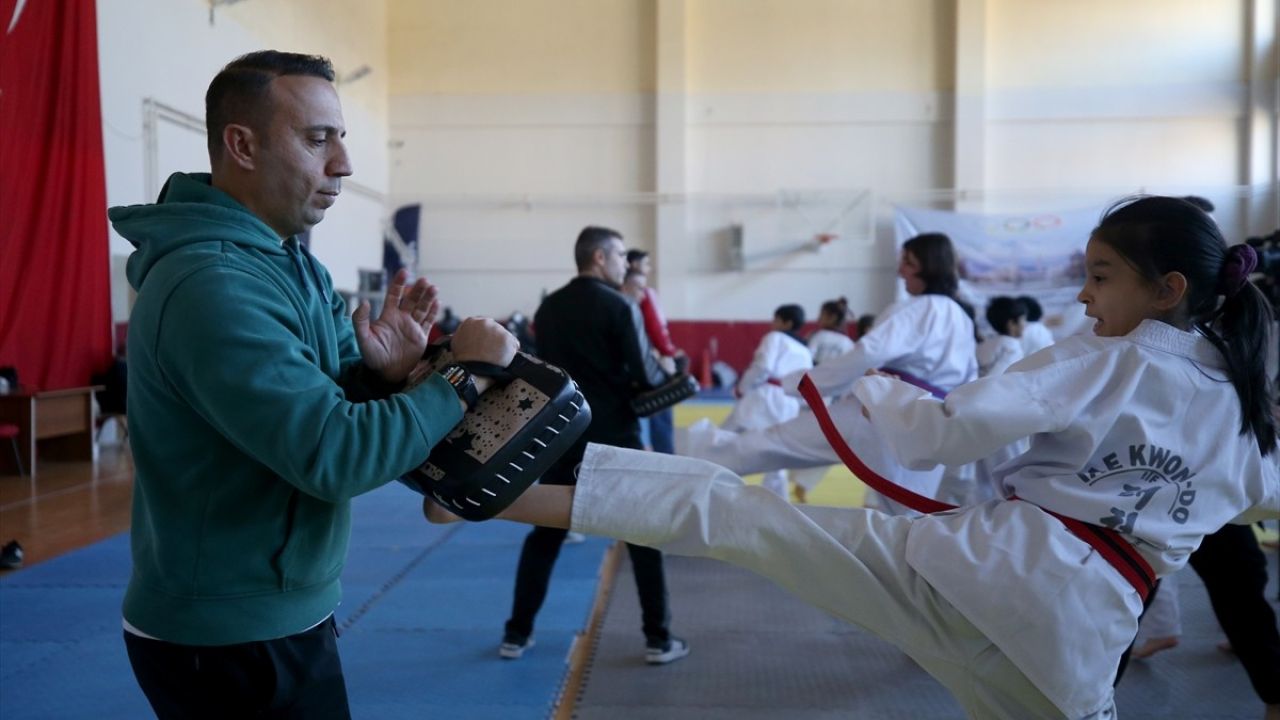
98,0,390,322
96,1,1279,324
381,0,1278,322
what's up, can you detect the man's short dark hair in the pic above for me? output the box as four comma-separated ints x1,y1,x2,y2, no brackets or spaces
575,226,623,270
205,51,335,160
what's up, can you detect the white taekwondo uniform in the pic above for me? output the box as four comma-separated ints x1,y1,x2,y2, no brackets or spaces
807,327,856,366
976,333,1025,379
1022,320,1056,355
723,330,813,497
569,320,1279,719
686,294,977,512
724,331,813,433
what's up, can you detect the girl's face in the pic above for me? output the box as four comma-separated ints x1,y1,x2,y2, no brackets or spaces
771,315,791,332
1006,315,1027,338
1076,238,1163,337
898,250,926,295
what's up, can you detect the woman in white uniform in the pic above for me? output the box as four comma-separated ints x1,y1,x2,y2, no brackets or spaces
429,197,1280,720
722,304,814,497
686,232,978,513
791,297,856,503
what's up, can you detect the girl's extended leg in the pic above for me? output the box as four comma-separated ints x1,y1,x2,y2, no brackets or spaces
685,396,945,501
424,445,1092,719
567,444,1071,719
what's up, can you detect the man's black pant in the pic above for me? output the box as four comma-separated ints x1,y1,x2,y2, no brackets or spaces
1115,523,1279,704
1187,523,1280,704
124,616,351,719
505,525,671,646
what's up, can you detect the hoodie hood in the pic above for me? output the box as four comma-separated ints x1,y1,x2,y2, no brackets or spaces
110,172,287,291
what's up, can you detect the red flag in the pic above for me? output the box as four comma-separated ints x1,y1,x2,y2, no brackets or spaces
0,0,112,390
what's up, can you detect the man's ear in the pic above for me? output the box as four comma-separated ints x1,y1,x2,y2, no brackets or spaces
1154,271,1189,311
221,123,258,171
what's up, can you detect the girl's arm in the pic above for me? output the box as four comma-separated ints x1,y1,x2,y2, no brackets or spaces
781,302,921,396
854,350,1110,469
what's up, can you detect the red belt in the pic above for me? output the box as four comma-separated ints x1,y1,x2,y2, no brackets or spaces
797,374,1156,602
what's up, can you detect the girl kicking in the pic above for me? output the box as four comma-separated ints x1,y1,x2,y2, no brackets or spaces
429,197,1279,719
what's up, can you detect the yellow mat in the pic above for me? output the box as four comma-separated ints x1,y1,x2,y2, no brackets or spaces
673,402,867,508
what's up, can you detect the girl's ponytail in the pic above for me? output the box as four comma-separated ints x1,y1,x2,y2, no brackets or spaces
1200,245,1276,454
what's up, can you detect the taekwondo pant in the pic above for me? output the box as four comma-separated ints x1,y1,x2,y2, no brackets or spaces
571,444,1121,720
686,395,945,515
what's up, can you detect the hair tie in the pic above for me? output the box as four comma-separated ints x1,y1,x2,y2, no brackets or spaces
1218,244,1258,297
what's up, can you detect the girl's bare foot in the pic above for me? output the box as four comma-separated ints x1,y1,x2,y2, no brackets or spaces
1131,636,1179,659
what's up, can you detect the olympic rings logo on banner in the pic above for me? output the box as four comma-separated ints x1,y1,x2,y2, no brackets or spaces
984,215,1064,234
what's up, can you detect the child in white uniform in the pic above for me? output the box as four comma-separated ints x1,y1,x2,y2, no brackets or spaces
1019,295,1056,355
428,197,1280,720
976,296,1027,378
792,297,856,503
807,297,856,365
723,304,814,497
686,233,977,513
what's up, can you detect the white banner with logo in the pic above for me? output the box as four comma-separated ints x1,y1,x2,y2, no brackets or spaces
894,205,1106,338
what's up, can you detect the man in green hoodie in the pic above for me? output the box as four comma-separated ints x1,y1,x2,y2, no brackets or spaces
109,51,518,719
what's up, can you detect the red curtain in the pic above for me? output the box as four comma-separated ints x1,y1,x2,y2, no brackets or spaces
0,0,112,391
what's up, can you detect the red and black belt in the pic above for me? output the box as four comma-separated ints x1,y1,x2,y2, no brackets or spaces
797,374,1156,602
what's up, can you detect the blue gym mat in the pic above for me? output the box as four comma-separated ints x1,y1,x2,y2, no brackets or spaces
0,482,608,719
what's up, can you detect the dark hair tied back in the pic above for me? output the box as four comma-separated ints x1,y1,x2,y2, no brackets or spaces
1218,244,1258,298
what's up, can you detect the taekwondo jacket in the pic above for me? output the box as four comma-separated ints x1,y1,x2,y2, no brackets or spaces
784,294,978,397
724,331,813,432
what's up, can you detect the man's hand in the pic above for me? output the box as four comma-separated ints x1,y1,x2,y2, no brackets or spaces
451,317,519,368
353,269,439,384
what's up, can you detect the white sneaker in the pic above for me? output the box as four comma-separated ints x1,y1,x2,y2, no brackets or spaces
564,531,586,544
499,636,535,659
645,637,690,665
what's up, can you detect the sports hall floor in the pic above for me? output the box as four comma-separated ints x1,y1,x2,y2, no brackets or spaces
0,398,1273,719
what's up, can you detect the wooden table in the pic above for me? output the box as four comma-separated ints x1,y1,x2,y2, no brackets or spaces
0,386,103,479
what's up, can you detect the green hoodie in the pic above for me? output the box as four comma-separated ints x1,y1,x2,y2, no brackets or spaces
110,172,461,645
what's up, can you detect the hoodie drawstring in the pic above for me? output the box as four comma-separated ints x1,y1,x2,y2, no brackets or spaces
299,242,327,296
285,239,327,298
286,240,310,295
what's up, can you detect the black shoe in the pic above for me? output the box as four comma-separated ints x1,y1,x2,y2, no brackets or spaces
0,540,23,569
